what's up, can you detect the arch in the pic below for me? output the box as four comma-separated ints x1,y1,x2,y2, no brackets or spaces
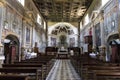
106,32,119,43
48,22,78,35
107,33,119,44
106,33,120,62
4,34,20,64
48,22,78,47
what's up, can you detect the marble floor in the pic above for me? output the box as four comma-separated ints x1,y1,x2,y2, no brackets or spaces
46,60,81,80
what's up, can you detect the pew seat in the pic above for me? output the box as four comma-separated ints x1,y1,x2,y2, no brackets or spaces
0,67,42,80
0,74,29,80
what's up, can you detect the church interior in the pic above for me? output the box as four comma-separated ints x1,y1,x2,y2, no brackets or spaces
0,0,120,80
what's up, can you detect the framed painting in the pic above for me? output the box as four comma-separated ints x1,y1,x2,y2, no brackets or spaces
26,27,30,43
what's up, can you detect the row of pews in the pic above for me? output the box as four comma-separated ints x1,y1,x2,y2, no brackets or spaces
70,54,120,80
0,55,55,80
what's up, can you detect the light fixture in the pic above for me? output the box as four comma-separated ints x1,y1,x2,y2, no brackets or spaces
4,21,8,29
112,20,115,27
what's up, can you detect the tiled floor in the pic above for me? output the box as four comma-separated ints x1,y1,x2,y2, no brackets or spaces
46,60,81,80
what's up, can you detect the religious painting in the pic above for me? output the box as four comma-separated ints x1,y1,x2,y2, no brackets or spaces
69,37,75,47
26,27,30,43
68,30,74,35
95,23,101,47
51,37,56,46
60,35,66,44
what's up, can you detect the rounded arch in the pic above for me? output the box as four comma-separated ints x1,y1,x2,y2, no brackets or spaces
106,32,119,43
4,34,20,64
106,33,120,62
107,33,119,43
48,22,78,35
48,22,78,47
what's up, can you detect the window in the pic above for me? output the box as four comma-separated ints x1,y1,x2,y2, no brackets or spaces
17,0,25,6
102,0,109,7
80,22,82,30
84,14,89,25
44,21,46,30
37,14,42,25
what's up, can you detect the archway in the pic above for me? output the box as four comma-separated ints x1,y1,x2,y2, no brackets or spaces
4,35,19,64
107,34,120,62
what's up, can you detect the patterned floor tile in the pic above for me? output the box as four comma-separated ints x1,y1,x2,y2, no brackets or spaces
46,60,81,80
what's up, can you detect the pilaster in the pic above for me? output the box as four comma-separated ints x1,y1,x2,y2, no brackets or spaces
0,1,5,66
78,22,80,47
46,21,48,47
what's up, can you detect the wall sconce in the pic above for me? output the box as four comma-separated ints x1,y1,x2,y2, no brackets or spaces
4,21,8,29
112,20,115,27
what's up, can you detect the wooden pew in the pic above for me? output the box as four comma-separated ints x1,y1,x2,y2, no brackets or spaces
0,67,42,80
2,63,45,80
84,66,120,80
70,54,120,80
14,61,53,79
45,47,58,56
13,55,55,79
93,70,120,80
2,64,43,67
68,47,80,56
0,74,29,80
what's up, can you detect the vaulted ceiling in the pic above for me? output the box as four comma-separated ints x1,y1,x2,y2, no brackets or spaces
33,0,93,25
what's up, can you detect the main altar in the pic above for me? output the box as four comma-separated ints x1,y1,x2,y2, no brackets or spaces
57,47,69,59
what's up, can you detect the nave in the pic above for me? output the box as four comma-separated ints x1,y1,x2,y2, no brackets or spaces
46,60,81,80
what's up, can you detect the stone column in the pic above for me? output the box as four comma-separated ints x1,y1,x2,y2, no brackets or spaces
0,2,5,66
0,7,2,45
21,19,26,60
46,21,48,47
78,22,80,47
99,10,105,47
92,21,96,49
118,0,120,38
100,21,104,46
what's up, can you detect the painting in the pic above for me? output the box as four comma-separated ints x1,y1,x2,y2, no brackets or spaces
69,37,75,47
95,23,101,47
26,27,30,43
51,37,56,46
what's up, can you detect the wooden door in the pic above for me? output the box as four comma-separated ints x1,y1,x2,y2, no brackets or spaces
10,46,16,63
111,45,119,63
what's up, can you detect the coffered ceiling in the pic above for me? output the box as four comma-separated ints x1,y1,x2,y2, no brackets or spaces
33,0,93,23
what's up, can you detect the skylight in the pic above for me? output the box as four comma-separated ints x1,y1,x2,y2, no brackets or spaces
84,14,89,25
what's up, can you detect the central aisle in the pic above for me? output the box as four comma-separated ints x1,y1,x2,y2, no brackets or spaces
46,60,81,80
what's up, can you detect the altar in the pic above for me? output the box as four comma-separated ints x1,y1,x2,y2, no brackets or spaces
57,47,69,59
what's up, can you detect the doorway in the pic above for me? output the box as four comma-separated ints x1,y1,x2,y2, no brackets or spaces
107,34,120,62
4,35,19,64
109,39,120,63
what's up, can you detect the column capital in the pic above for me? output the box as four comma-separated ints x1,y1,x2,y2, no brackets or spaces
0,1,5,7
